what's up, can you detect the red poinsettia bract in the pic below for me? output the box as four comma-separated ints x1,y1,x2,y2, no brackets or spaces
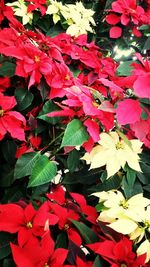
88,237,146,267
0,93,26,141
0,202,58,246
11,231,68,267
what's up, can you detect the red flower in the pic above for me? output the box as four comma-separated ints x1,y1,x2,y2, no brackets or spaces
0,202,58,246
0,43,53,88
47,186,98,224
64,256,93,267
49,202,82,246
16,134,42,158
132,53,150,98
106,0,148,38
88,237,146,267
0,77,10,92
116,99,142,125
0,0,14,24
0,93,26,141
11,232,68,267
26,0,47,16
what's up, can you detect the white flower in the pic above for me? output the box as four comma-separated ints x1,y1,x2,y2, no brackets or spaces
7,0,33,25
46,0,95,36
46,0,69,24
93,190,150,237
137,239,150,263
82,131,143,178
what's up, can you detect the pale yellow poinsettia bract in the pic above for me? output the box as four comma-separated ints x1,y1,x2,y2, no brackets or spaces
7,0,33,25
82,131,143,178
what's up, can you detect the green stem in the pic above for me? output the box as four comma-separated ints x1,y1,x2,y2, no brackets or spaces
41,132,64,154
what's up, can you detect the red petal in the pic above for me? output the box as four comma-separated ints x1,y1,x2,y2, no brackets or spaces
0,93,16,111
106,14,121,25
110,27,122,38
0,46,24,59
52,248,68,265
0,119,7,140
11,243,35,267
132,27,142,37
121,14,130,25
47,185,65,205
24,203,36,222
68,228,82,246
0,204,24,233
116,99,142,125
47,109,75,117
84,119,100,142
99,78,123,93
1,115,25,141
133,75,150,98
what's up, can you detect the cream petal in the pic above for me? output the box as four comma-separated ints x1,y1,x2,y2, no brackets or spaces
108,218,138,234
106,157,121,178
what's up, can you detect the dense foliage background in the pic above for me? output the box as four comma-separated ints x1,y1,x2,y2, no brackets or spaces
0,0,150,266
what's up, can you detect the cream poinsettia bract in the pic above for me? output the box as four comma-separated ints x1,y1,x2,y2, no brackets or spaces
7,0,33,25
92,190,150,263
82,131,143,178
46,0,95,36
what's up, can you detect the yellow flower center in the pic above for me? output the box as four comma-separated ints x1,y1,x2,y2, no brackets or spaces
116,141,124,150
26,221,33,229
144,221,150,229
64,223,70,230
65,74,70,80
120,200,129,209
121,264,127,267
45,263,49,267
34,55,40,63
0,109,4,117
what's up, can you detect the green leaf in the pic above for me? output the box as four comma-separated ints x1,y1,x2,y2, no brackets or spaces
143,36,150,51
67,150,80,173
55,232,68,249
0,232,14,260
15,88,33,111
88,173,122,194
141,109,149,120
122,178,143,198
116,61,134,76
70,220,99,244
3,259,16,267
61,119,89,147
125,166,136,188
28,155,57,187
92,256,104,267
137,172,149,185
0,165,14,187
143,185,150,192
46,23,64,37
69,66,81,77
95,202,107,212
14,152,41,179
105,0,114,9
38,100,60,125
63,167,102,185
36,16,51,33
0,62,16,77
2,140,17,164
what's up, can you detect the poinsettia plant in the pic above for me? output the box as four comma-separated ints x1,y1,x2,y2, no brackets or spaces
0,0,150,266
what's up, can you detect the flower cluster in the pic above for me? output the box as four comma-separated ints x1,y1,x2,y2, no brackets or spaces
82,131,143,178
106,0,150,38
0,186,97,267
93,190,150,263
6,0,95,36
0,0,150,266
